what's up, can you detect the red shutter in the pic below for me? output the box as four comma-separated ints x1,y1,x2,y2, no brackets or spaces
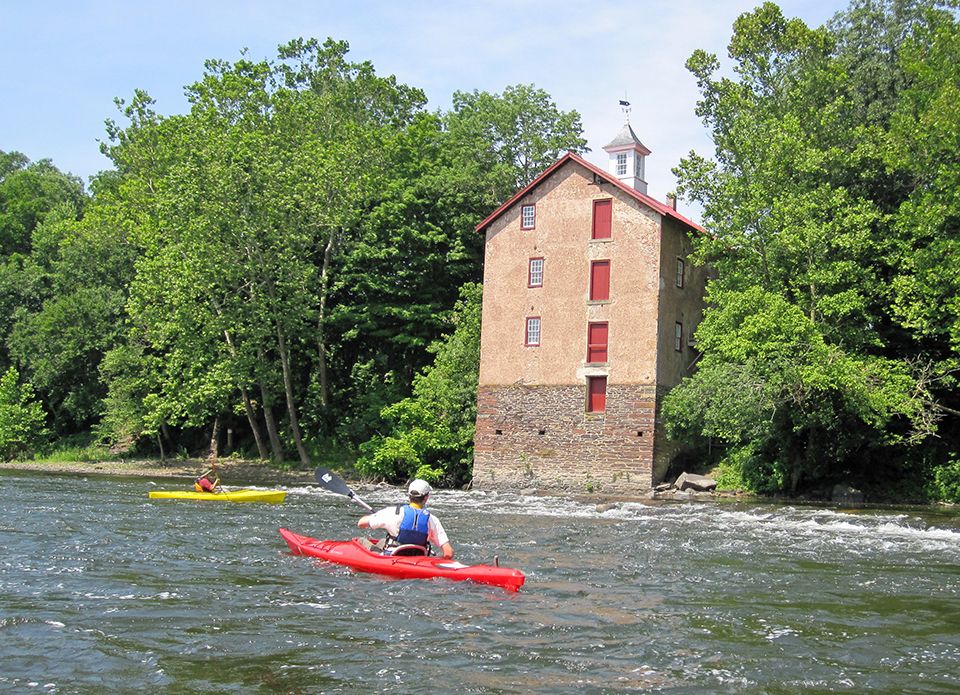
587,376,607,412
592,199,612,239
587,322,608,362
590,260,610,300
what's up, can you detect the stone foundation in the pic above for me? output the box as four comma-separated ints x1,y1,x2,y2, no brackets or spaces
473,383,662,495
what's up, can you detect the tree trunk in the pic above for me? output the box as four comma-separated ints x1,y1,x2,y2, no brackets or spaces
160,423,172,450
218,328,269,460
208,416,221,462
157,433,165,462
315,230,339,410
275,323,311,466
240,386,269,460
259,381,285,462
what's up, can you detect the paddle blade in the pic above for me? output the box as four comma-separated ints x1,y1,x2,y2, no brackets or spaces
314,467,374,511
315,467,353,496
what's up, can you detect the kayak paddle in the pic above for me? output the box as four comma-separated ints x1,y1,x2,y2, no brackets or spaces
314,467,374,512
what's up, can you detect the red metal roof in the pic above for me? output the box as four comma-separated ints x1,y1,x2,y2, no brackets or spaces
475,151,706,235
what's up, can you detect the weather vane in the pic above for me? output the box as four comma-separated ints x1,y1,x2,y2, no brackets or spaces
619,96,631,122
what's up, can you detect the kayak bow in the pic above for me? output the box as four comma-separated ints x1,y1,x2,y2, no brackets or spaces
278,528,525,592
149,489,286,503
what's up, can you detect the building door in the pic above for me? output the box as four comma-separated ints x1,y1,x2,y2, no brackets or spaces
587,376,607,412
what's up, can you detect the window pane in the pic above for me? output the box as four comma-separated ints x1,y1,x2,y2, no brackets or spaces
590,260,610,300
526,317,541,346
529,258,544,287
521,204,535,229
592,199,612,239
676,258,684,288
616,153,627,176
675,322,683,351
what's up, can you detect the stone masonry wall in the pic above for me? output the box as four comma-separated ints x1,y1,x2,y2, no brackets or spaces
473,383,659,495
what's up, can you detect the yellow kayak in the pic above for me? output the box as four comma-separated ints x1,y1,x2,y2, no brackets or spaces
148,489,286,503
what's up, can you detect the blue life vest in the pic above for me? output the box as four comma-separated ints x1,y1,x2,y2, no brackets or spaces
395,504,430,548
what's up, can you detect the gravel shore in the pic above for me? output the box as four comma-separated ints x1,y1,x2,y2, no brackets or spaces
0,459,318,486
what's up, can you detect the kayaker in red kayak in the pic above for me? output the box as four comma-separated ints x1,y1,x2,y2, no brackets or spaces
194,466,222,493
357,479,454,559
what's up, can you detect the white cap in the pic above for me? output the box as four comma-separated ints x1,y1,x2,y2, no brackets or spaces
408,479,432,497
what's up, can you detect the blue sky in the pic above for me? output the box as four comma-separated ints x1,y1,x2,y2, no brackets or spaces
2,1,845,217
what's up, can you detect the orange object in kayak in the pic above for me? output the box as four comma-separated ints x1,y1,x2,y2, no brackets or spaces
278,528,525,592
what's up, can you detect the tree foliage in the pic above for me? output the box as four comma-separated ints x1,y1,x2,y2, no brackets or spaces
7,202,134,431
668,0,960,497
327,87,586,455
97,39,426,464
356,282,482,486
0,152,85,256
0,366,46,460
886,6,960,356
444,84,588,207
0,153,105,432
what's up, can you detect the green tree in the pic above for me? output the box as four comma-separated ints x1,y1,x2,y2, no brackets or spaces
0,152,85,256
7,199,135,432
0,253,45,370
668,1,954,495
444,84,588,207
663,287,931,493
0,153,88,375
886,7,960,358
357,282,482,485
0,366,45,460
100,39,425,463
57,40,587,468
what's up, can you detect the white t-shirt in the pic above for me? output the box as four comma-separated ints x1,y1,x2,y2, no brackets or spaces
365,504,450,548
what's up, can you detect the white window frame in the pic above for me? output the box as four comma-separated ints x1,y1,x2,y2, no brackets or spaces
526,317,541,346
521,204,536,229
676,258,685,288
528,258,544,287
674,322,683,351
616,152,627,177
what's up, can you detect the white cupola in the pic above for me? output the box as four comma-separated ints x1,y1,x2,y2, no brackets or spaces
603,121,651,194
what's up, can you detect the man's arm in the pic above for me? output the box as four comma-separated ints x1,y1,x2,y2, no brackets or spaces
430,516,454,558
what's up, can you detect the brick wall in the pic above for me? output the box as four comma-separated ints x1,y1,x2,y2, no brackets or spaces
473,383,659,495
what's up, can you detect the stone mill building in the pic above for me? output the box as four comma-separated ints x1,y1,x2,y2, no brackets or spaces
471,122,708,495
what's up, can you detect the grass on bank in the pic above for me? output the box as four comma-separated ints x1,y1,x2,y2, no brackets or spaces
28,433,123,463
22,432,360,475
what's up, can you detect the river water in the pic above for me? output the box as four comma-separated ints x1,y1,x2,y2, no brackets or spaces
1,470,958,694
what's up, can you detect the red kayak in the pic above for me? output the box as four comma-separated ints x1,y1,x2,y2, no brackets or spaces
278,528,525,592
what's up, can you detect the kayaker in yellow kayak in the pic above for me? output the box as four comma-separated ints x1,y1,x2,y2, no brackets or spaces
357,479,454,559
194,466,222,493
